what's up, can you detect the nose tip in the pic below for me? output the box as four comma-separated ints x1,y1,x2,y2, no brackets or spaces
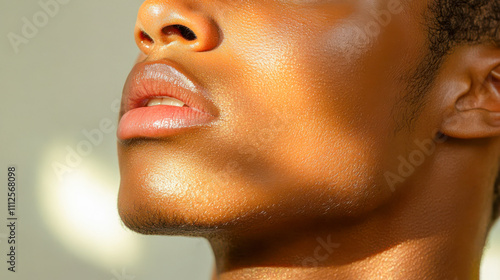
135,1,220,55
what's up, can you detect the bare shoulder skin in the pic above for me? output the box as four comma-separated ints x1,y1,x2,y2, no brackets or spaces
116,0,500,279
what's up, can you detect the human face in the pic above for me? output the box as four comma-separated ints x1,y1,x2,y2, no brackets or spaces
117,0,434,237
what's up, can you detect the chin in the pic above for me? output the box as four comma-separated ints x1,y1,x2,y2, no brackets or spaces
116,136,395,237
117,169,392,239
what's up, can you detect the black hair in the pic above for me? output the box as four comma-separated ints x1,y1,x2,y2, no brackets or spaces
428,0,500,57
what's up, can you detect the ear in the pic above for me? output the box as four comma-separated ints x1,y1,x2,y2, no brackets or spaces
441,46,500,139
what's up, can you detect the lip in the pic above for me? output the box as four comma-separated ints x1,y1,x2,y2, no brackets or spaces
117,61,218,140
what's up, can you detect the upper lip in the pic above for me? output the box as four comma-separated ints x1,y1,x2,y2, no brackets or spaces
120,60,218,119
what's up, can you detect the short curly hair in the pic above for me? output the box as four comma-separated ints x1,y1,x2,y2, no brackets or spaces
428,0,500,57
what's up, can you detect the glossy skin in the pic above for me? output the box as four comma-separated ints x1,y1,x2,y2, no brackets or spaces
117,0,500,279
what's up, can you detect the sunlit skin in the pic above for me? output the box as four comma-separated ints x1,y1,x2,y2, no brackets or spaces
117,0,500,279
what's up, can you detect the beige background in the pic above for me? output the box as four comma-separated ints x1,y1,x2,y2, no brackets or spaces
0,1,499,279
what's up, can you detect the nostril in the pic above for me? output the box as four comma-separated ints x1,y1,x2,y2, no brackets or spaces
139,30,154,45
162,24,197,41
175,25,197,41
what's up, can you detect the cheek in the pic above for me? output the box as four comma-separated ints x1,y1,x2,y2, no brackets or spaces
204,17,407,216
236,26,404,211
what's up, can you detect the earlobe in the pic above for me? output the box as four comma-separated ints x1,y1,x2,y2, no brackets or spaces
442,108,500,139
441,63,500,139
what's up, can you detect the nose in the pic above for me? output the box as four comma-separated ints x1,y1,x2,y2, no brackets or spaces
135,0,220,55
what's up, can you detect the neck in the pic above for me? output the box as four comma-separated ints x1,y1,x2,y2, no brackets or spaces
211,240,470,280
209,140,494,280
210,219,482,279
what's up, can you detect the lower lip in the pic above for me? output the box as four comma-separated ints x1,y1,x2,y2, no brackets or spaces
117,105,215,140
